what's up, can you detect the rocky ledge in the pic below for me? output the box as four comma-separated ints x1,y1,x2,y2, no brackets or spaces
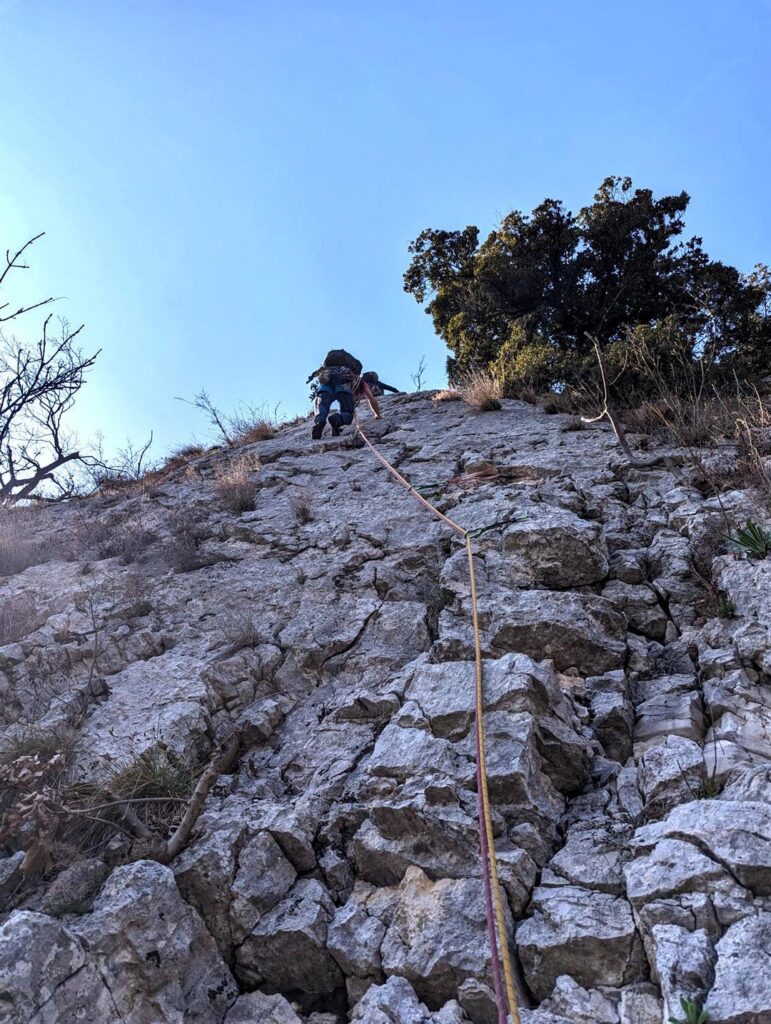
1,392,770,1023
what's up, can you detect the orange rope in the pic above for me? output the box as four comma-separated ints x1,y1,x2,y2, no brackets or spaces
354,417,521,1024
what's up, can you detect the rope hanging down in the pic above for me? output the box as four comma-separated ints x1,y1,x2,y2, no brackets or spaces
353,417,521,1024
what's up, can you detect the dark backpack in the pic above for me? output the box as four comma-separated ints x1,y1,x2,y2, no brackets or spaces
323,349,362,375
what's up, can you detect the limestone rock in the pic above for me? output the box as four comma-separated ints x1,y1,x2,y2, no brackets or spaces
0,910,118,1023
648,924,715,1021
72,860,237,1023
380,866,499,1006
236,878,342,994
516,885,645,1000
632,800,771,895
540,974,619,1023
638,736,705,819
224,992,303,1023
706,914,771,1024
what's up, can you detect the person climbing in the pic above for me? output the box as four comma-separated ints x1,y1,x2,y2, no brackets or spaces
307,349,381,439
360,371,403,398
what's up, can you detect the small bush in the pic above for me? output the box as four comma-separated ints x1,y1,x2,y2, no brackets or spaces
214,611,260,654
456,370,502,411
0,595,39,646
539,392,579,415
0,508,49,576
517,386,539,406
290,487,314,524
214,455,259,514
231,420,276,445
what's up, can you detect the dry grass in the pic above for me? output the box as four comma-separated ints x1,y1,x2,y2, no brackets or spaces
214,610,261,654
0,507,53,577
0,734,195,884
231,420,276,445
456,370,503,412
0,595,40,646
517,386,540,406
289,487,314,524
433,388,461,403
539,391,581,415
214,454,260,514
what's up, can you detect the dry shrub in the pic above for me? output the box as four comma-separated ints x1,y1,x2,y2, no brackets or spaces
232,420,276,445
433,388,461,403
164,511,207,573
290,487,314,524
0,595,39,645
457,370,502,411
0,733,193,880
0,507,52,576
517,386,539,406
539,392,580,415
214,610,260,654
145,444,207,483
214,455,259,513
99,523,156,564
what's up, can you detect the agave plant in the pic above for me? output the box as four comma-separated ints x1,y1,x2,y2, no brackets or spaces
728,519,771,559
669,995,709,1024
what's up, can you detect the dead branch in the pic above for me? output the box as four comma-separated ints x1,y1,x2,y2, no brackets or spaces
580,333,641,465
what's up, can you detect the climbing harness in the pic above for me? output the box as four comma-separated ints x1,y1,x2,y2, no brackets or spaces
353,416,522,1024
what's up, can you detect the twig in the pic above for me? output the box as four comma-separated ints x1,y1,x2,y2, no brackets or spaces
580,333,641,465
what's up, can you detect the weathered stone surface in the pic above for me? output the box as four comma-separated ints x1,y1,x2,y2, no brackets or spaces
349,976,428,1023
634,690,704,754
545,830,625,895
590,690,633,762
4,391,771,1018
706,914,771,1024
0,910,119,1023
35,859,108,917
236,878,343,994
517,885,645,1000
602,581,668,641
71,652,213,780
625,838,748,912
648,924,715,1021
380,867,499,1007
224,991,303,1023
632,800,771,895
72,860,237,1023
638,736,705,819
0,852,24,911
540,974,619,1022
496,507,609,588
438,589,626,674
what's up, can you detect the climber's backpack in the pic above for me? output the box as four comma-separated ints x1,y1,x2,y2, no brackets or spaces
323,349,363,375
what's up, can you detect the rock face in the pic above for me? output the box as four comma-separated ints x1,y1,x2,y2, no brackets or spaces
1,391,771,1022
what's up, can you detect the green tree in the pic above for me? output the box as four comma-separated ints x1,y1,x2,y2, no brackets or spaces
404,176,770,395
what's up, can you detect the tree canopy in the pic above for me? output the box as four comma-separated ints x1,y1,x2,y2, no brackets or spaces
404,177,770,395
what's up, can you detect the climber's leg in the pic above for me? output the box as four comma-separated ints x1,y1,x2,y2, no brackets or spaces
313,386,334,439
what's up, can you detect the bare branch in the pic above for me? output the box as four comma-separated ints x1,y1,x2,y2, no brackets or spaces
580,333,641,465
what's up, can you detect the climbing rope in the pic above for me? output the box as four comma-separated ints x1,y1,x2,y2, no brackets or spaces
353,416,521,1024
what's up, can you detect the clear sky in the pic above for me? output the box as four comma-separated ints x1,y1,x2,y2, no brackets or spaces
1,0,769,457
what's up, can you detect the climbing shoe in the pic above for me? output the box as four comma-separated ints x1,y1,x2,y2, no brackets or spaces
311,423,324,440
329,413,343,437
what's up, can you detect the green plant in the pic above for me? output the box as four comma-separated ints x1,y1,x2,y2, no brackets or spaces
716,593,735,619
728,519,771,558
669,994,709,1024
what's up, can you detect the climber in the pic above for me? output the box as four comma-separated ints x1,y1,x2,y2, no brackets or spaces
307,349,381,439
360,371,403,398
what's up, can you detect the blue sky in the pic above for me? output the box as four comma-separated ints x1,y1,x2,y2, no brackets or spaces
0,0,769,456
